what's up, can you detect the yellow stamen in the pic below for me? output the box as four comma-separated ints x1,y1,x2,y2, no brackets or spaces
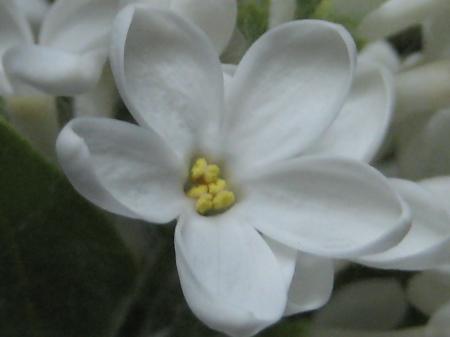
208,179,227,194
213,190,236,210
204,164,220,183
191,158,207,180
186,157,236,216
196,193,213,215
187,185,208,198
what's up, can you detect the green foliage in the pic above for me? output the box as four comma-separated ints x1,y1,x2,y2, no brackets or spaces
295,0,323,19
0,118,139,337
308,0,367,49
237,0,271,44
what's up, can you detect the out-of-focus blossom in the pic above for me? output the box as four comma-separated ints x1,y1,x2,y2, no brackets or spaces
358,177,450,270
16,0,50,33
56,6,411,336
358,0,450,61
359,40,400,73
307,276,450,337
1,0,237,96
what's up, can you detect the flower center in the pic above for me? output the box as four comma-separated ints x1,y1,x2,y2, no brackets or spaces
185,157,236,216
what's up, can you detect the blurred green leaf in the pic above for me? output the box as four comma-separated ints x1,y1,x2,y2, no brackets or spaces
0,97,7,120
295,0,323,19
237,0,271,44
0,117,139,337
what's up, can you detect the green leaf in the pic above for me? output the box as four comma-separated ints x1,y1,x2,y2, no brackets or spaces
295,0,323,19
0,117,139,337
237,0,271,44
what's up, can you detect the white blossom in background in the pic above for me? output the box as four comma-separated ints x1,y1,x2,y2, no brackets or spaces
307,276,450,337
15,0,50,34
359,40,400,74
344,0,450,182
0,0,58,157
358,0,450,61
1,0,237,100
358,176,450,270
56,5,412,336
0,0,237,154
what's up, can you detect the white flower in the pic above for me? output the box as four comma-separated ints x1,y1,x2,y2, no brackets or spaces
359,40,400,74
56,5,410,336
358,0,450,61
0,0,237,96
15,0,50,33
358,176,450,270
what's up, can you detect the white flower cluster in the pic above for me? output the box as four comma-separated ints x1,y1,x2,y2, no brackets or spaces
1,0,450,336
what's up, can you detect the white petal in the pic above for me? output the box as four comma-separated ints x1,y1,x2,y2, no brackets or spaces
358,179,450,270
398,109,450,180
110,5,224,161
306,60,394,162
235,156,411,258
268,0,296,29
359,40,400,73
407,269,450,316
0,0,33,94
175,209,289,337
0,0,33,51
73,64,118,117
358,0,436,40
264,237,297,290
313,278,407,330
402,52,425,70
224,20,356,171
16,0,50,30
56,118,185,223
3,45,106,95
222,63,237,76
39,0,120,53
420,176,450,211
423,6,450,60
285,253,334,316
395,60,450,122
171,0,237,53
